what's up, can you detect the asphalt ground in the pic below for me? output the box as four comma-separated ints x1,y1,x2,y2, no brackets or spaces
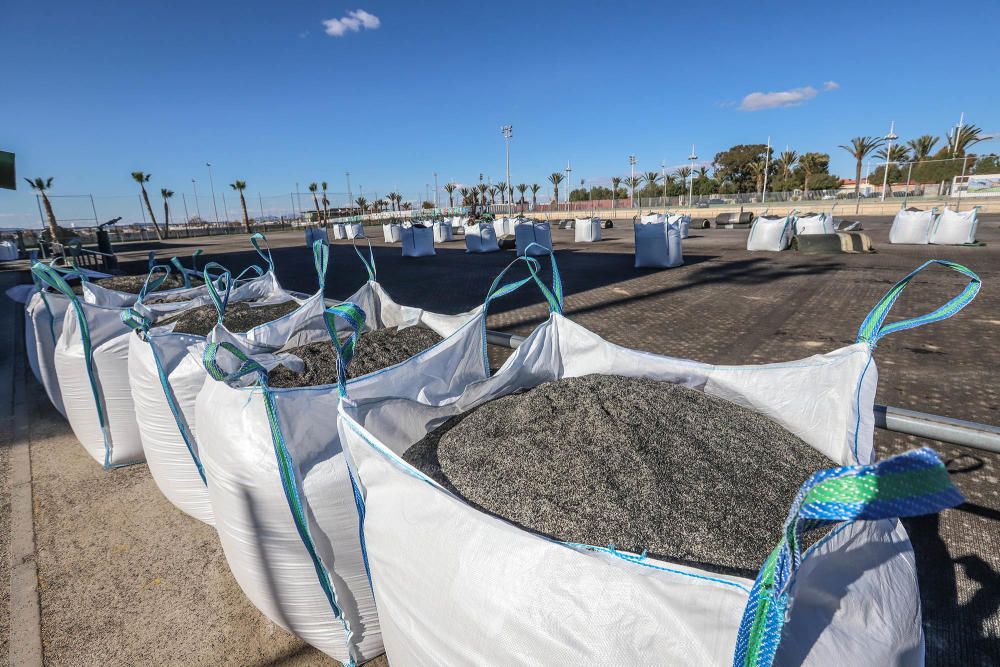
3,214,998,665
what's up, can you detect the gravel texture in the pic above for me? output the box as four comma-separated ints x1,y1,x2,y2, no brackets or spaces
268,326,443,388
167,300,300,337
71,273,201,296
404,374,834,576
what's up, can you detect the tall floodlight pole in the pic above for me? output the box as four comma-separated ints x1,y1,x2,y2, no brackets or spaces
191,179,202,219
902,162,913,208
206,162,220,223
502,125,513,214
951,112,965,156
258,193,265,222
880,121,897,201
345,172,353,210
628,155,636,208
661,161,667,202
565,161,572,212
688,145,698,208
181,193,191,223
761,136,771,203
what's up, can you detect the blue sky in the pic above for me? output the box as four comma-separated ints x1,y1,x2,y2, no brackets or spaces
3,0,999,226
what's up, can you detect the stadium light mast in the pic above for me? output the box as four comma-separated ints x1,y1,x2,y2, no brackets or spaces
661,161,667,201
206,163,220,223
688,145,698,208
565,160,572,212
761,136,771,204
880,121,897,201
628,155,637,208
191,179,202,219
502,125,513,214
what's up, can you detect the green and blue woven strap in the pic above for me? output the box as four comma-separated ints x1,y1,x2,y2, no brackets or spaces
233,264,264,282
250,232,275,272
312,239,329,291
201,341,267,383
857,260,981,345
191,248,203,271
147,251,157,270
202,262,233,325
353,238,377,282
733,447,963,667
169,257,192,288
322,302,367,397
137,264,173,302
120,307,153,333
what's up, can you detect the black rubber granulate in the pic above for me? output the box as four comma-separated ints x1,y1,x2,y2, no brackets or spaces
71,273,202,296
167,300,300,337
267,326,444,388
403,374,834,577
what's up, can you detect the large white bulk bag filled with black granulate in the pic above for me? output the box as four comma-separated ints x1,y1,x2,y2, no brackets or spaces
929,207,978,245
401,223,435,257
574,218,602,242
194,247,486,665
889,209,934,244
515,221,553,257
433,221,453,243
382,223,400,243
795,213,835,236
668,213,692,239
747,215,794,251
464,222,500,253
346,223,365,240
338,257,976,667
634,221,683,268
332,224,347,240
124,251,303,524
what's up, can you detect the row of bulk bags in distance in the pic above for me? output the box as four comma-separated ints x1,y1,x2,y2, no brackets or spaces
194,247,490,665
635,216,683,267
332,223,366,240
337,256,977,666
890,207,979,245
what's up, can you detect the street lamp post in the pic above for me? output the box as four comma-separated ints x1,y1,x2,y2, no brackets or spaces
206,162,220,223
880,121,897,201
345,172,353,210
688,145,698,208
433,172,439,209
191,179,202,219
628,155,636,208
661,161,667,203
761,136,771,204
502,125,513,215
565,161,572,212
902,162,914,208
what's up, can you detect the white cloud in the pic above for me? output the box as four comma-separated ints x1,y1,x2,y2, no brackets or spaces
739,86,818,112
323,9,381,37
823,80,840,91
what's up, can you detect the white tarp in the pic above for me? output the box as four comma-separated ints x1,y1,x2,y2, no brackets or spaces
401,224,435,257
574,218,602,243
747,216,794,251
433,221,454,243
929,207,978,245
795,213,835,236
889,209,934,245
337,258,979,667
464,223,500,253
195,261,486,665
634,221,683,268
515,221,553,257
382,224,400,243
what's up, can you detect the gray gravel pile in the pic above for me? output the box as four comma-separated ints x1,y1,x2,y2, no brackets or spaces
71,273,201,296
268,326,443,388
167,300,300,337
403,374,834,576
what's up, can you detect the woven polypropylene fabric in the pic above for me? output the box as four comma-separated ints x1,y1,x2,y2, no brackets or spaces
166,300,300,337
70,273,200,296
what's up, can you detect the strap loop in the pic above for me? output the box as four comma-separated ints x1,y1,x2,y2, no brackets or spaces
353,239,377,282
202,341,267,383
733,447,963,667
202,262,233,324
137,264,172,302
170,257,192,288
250,233,275,272
322,303,367,397
856,260,981,345
313,239,330,291
120,307,153,333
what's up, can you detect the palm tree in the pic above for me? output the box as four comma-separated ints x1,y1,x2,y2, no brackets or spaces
839,136,885,201
160,188,174,237
497,182,507,205
748,160,767,194
476,183,489,206
24,177,60,242
131,171,163,240
643,171,661,190
386,191,400,211
355,196,368,212
874,145,910,195
906,135,938,162
515,183,528,206
321,181,330,223
610,176,622,209
776,150,798,178
229,181,252,232
487,185,499,205
948,123,984,157
308,183,321,223
530,183,541,208
798,153,828,199
674,166,692,181
444,182,457,208
624,176,642,206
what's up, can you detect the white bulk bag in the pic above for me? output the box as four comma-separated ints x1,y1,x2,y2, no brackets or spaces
464,223,500,253
515,221,553,257
747,216,794,251
400,224,435,257
338,258,977,667
668,213,692,239
795,213,835,236
382,223,400,243
124,257,303,524
450,216,465,230
889,209,933,244
0,241,18,261
78,251,210,309
929,207,978,245
574,218,602,242
640,213,664,224
194,252,486,665
346,223,365,240
634,221,683,268
492,218,508,239
433,221,453,243
332,224,347,240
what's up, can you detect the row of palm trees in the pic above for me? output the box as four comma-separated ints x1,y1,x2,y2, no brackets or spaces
128,171,253,239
